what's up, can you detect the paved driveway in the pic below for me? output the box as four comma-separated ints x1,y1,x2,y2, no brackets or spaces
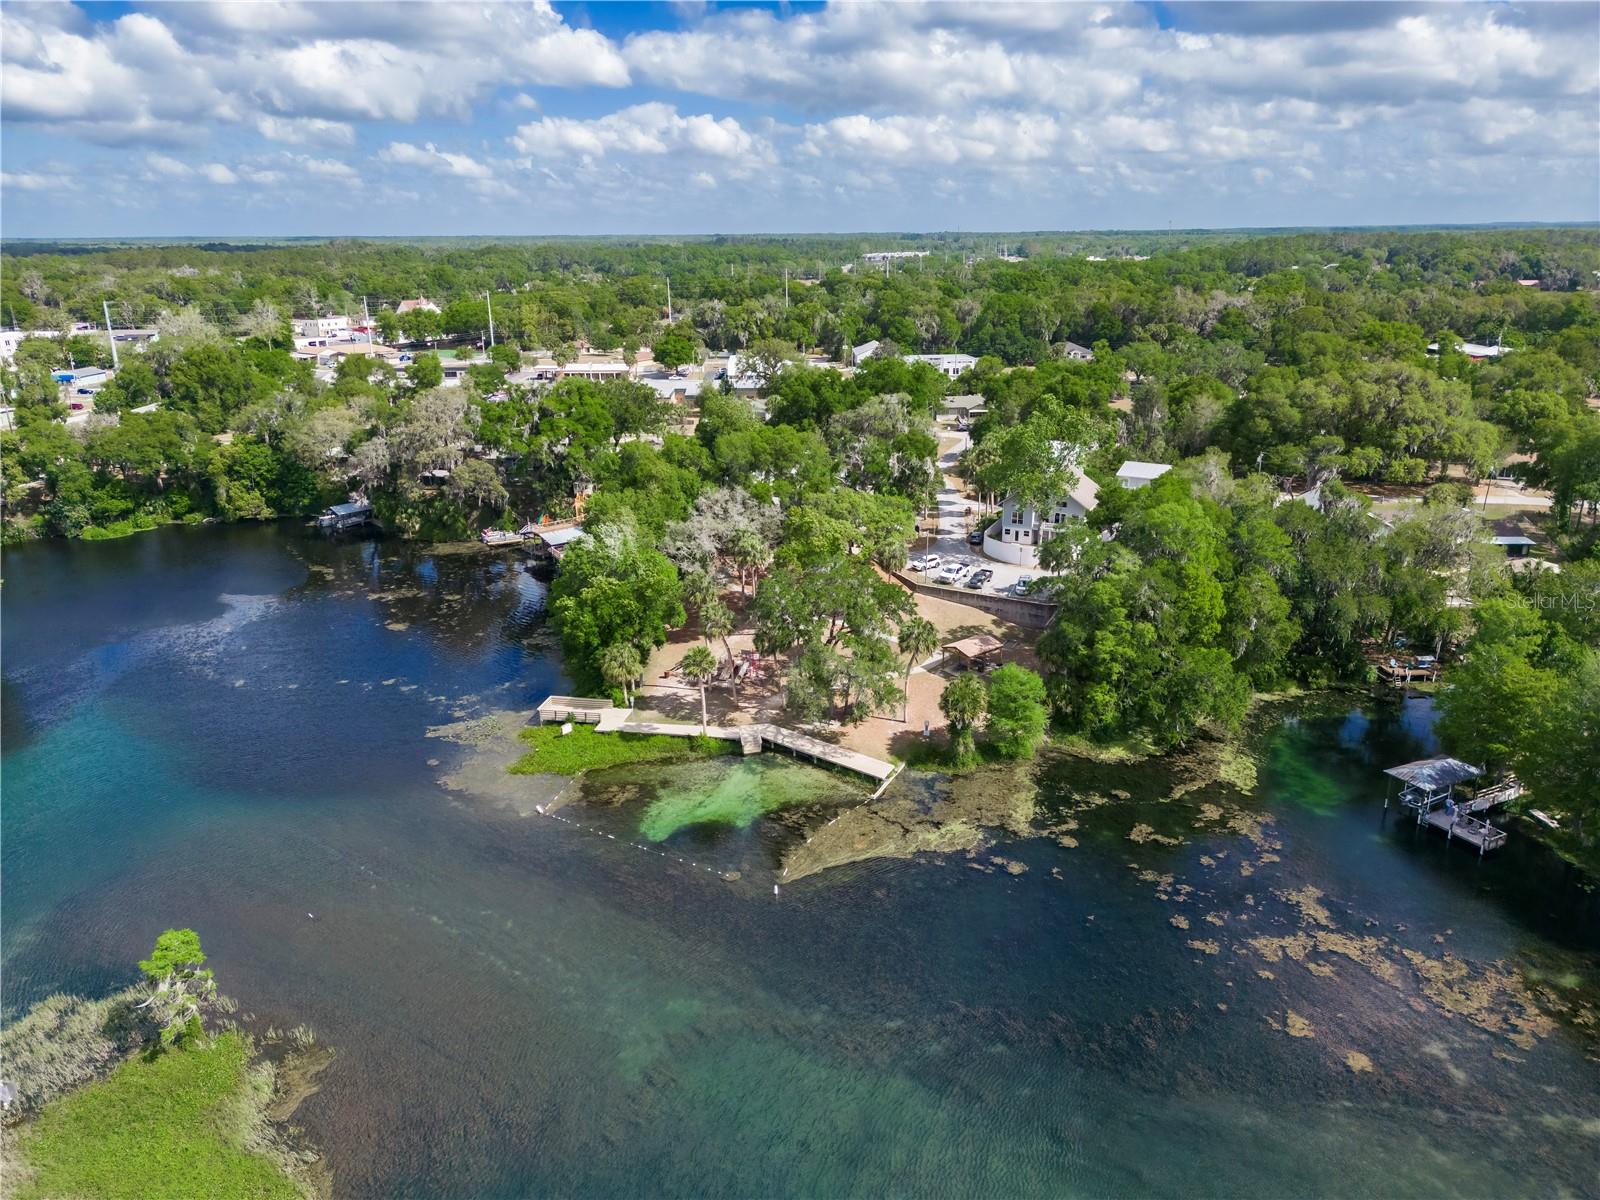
909,431,1037,597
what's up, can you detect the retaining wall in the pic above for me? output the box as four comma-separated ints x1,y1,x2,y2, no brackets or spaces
891,571,1058,629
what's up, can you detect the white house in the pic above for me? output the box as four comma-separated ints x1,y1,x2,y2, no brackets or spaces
562,359,632,382
986,475,1100,567
640,374,703,403
396,298,441,314
850,339,881,365
1116,461,1172,489
1427,340,1511,361
905,352,978,380
0,328,62,363
1061,341,1095,362
294,315,351,339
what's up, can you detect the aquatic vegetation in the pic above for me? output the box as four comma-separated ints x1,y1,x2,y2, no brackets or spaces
637,758,852,841
1344,1050,1374,1073
1129,823,1183,846
781,759,1038,881
1262,733,1346,815
0,988,144,1114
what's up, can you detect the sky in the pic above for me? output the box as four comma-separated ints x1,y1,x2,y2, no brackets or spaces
1,0,1597,238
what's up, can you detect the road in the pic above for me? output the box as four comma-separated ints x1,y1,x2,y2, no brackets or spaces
908,429,1037,596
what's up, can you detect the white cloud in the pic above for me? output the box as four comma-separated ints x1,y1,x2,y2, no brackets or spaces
1,2,629,142
378,141,495,180
255,115,355,146
510,102,766,162
0,170,78,192
1,0,1595,234
141,153,238,183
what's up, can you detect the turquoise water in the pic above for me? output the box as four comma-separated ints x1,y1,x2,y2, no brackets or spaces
3,525,1597,1198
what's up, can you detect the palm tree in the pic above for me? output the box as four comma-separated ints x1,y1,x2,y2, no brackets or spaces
897,616,940,721
940,674,989,766
680,646,718,735
727,527,770,595
599,641,643,707
701,600,739,703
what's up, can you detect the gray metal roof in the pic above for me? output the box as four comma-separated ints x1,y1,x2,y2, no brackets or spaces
537,526,586,547
328,501,371,517
1383,757,1482,788
1490,536,1536,546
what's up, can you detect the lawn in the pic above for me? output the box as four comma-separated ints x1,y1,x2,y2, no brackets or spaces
12,1031,297,1200
509,723,738,776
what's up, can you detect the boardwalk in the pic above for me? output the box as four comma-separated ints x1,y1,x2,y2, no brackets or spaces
563,701,898,785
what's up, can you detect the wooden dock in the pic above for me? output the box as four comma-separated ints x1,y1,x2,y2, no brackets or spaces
1422,808,1508,853
543,698,897,785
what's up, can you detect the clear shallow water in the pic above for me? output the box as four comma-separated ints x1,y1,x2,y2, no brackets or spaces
4,525,1598,1199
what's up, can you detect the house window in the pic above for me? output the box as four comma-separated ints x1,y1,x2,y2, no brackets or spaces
1010,508,1023,525
1052,511,1063,523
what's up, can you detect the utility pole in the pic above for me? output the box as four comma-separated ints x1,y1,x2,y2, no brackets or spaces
362,295,372,345
784,267,789,308
103,299,119,370
666,276,673,324
485,292,496,348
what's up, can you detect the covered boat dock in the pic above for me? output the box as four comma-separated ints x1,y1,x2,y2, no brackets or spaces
1383,756,1508,855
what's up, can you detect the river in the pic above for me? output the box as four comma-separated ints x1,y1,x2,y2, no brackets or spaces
3,523,1597,1198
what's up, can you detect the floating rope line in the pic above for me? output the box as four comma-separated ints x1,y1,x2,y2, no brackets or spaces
781,762,905,878
532,805,733,877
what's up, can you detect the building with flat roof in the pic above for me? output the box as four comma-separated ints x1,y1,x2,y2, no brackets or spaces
905,352,978,380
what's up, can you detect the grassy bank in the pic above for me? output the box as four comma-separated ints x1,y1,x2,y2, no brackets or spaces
509,724,738,776
8,1031,299,1200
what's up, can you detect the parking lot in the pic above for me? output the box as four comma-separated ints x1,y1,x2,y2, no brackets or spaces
907,433,1042,597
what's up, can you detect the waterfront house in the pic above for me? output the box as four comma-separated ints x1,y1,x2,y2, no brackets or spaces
987,452,1100,567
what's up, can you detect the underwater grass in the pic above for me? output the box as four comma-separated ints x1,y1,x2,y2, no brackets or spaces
510,725,738,776
638,758,859,841
10,1031,297,1200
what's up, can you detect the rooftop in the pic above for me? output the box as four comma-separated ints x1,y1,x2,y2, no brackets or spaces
1383,757,1482,789
1116,460,1172,481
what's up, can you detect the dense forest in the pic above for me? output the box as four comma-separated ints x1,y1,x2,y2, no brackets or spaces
3,228,1596,828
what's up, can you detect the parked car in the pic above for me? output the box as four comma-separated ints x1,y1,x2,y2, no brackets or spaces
910,553,941,572
936,561,968,585
1015,574,1035,595
966,527,985,545
965,568,993,589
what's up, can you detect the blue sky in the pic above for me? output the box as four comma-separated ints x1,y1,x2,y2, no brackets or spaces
2,1,1596,238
